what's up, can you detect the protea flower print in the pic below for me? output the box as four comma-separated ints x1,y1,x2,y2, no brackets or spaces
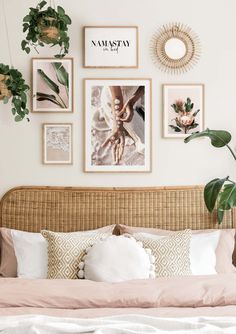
169,97,200,134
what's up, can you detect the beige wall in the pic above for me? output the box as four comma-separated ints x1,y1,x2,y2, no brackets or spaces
0,0,235,198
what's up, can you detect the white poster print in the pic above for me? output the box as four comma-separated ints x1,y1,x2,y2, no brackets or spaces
84,27,138,68
85,79,151,172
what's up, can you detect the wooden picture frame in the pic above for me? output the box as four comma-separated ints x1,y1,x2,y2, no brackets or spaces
83,26,139,68
84,78,152,172
163,84,205,138
42,123,73,165
32,58,74,113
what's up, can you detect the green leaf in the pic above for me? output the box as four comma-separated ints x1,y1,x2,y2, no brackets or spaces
23,15,32,22
193,109,200,117
21,92,27,104
63,15,72,24
217,209,225,224
3,96,9,104
169,125,181,132
51,62,69,88
204,177,229,212
15,115,23,122
37,69,60,94
38,0,47,9
25,47,31,54
218,183,236,211
187,123,199,130
184,128,232,147
13,98,22,110
23,24,29,33
171,104,178,113
57,6,65,16
21,40,27,50
36,92,61,106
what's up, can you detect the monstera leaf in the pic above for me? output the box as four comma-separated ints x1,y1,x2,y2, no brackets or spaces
218,183,236,211
185,128,236,224
184,128,231,147
204,177,229,212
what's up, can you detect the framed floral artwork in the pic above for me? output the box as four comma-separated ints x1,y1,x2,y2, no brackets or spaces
163,84,204,138
43,123,73,164
84,78,152,172
32,58,73,113
83,26,138,68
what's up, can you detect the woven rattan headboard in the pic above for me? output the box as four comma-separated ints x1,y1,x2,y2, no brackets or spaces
0,186,235,232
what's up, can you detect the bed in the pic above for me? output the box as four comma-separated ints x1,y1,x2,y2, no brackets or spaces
0,185,236,333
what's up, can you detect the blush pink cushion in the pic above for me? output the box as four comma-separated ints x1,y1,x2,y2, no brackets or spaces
0,228,17,277
114,225,236,274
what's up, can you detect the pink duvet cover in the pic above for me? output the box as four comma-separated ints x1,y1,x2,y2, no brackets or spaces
0,274,236,318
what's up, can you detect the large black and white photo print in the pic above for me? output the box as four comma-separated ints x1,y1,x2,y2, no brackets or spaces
84,79,151,172
83,27,138,68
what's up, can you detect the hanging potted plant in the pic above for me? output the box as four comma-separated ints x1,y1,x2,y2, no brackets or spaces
0,64,30,122
21,1,72,58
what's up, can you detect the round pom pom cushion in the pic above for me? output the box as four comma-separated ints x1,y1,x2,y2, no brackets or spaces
78,235,155,283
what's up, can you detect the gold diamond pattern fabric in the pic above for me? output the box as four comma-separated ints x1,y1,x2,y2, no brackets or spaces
133,230,192,277
41,230,107,279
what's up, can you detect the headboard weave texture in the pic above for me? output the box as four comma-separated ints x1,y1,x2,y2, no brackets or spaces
0,186,235,232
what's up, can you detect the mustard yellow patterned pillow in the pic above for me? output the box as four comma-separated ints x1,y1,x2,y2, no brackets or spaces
41,230,108,279
133,229,192,277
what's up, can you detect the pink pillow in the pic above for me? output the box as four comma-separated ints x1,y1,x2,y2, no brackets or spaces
114,224,236,274
0,228,17,277
0,225,115,278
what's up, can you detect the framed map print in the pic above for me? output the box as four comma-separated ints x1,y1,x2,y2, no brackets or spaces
43,123,73,164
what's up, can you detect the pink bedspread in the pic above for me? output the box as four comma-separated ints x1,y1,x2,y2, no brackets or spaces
0,274,236,317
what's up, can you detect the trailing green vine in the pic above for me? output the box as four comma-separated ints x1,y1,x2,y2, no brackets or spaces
0,64,29,122
21,1,72,58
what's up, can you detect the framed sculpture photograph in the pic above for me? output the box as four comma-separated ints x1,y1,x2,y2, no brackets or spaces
163,84,204,138
43,123,73,165
84,78,151,172
32,58,73,113
83,26,138,68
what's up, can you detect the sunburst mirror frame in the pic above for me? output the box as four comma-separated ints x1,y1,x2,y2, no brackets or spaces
150,23,201,74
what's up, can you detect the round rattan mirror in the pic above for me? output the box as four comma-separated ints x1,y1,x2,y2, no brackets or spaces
150,23,201,74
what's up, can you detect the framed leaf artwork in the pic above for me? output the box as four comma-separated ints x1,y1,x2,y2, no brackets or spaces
32,58,73,113
163,84,204,138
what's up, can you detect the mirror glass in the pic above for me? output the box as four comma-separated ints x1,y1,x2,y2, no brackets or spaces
164,38,186,60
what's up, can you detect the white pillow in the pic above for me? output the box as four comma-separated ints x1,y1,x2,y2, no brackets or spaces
190,231,221,275
78,235,155,283
133,231,221,275
11,230,48,279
